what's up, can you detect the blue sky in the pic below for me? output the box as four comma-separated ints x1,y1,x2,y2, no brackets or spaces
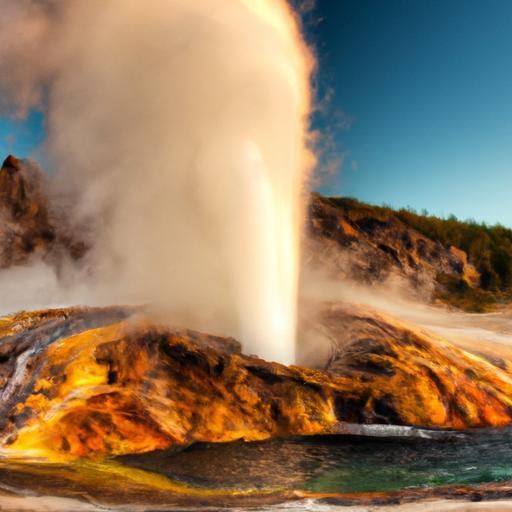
0,111,45,164
308,0,512,226
1,1,511,225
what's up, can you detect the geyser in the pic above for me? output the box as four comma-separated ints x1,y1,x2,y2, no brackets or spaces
0,0,315,363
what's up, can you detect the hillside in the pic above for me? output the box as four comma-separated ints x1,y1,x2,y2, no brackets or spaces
308,194,512,312
0,154,510,313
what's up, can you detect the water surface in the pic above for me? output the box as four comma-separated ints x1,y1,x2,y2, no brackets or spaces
120,428,512,494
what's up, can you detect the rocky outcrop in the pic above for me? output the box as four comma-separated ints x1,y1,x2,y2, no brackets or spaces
301,302,512,429
0,155,56,267
0,155,86,269
1,305,512,461
0,307,344,459
307,194,480,297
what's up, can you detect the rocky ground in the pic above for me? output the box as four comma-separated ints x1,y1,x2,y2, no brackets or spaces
1,154,512,509
1,304,512,461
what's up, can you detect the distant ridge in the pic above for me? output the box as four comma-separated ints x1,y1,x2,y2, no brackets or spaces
308,194,512,311
0,154,509,312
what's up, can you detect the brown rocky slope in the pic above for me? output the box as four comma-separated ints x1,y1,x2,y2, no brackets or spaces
0,154,497,309
306,194,481,303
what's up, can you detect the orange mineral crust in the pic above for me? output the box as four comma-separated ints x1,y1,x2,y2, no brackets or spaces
0,305,512,460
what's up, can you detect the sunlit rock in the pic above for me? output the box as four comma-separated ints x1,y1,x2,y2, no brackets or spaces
307,194,481,297
1,305,512,461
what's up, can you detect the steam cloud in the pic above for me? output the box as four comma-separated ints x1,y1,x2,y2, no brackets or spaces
0,0,315,363
299,267,512,368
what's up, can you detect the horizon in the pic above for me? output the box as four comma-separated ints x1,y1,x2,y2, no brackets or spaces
315,193,512,229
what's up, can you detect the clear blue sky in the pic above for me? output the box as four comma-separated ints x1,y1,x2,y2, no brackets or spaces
308,0,512,226
0,111,45,163
1,1,511,226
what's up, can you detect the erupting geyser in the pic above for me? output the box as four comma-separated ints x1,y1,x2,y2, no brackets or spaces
0,0,315,363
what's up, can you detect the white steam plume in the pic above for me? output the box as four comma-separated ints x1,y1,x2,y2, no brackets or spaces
0,0,315,363
300,268,512,368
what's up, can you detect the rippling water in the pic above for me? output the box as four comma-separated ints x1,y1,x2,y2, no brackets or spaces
3,429,512,511
119,428,512,494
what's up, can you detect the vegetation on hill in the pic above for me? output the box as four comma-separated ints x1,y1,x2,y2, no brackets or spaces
322,196,512,311
396,210,512,292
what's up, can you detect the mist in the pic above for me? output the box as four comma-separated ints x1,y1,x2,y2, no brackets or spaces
0,0,315,363
299,266,512,367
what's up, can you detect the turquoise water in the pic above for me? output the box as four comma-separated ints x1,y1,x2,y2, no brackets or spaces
120,428,512,494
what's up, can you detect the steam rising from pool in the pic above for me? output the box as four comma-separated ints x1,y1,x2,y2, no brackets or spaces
0,0,315,363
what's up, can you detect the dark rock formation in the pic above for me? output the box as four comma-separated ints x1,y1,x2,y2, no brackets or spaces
302,302,512,429
306,194,480,298
0,155,86,269
0,155,56,267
